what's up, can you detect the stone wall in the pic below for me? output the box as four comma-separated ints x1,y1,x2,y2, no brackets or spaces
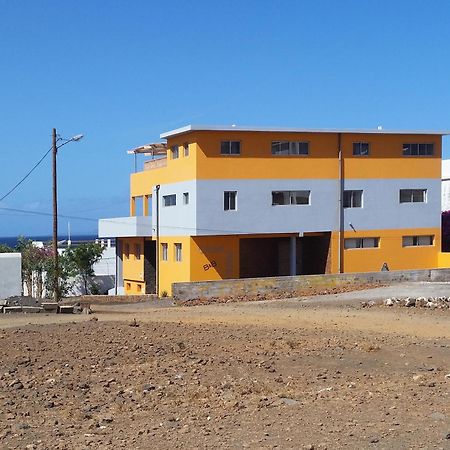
172,268,450,301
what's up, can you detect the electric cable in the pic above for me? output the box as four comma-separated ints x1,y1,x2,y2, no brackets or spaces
0,146,52,202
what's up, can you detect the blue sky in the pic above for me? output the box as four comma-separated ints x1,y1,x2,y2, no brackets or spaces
0,0,449,237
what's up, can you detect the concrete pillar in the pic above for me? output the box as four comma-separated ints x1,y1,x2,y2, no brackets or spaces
290,236,297,276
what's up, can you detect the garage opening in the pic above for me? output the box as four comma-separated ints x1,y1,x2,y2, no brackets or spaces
239,233,331,279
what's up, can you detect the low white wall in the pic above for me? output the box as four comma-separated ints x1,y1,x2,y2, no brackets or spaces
0,253,22,299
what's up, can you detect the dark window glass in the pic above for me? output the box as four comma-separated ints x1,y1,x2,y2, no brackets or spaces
224,191,237,210
343,190,363,208
353,142,369,156
221,141,240,155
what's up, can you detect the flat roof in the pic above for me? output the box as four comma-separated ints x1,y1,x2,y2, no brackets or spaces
160,124,450,139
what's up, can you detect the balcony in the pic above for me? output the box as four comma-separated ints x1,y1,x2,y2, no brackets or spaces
98,216,153,238
144,157,167,171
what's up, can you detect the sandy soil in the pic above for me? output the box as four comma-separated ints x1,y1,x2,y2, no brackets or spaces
1,283,450,449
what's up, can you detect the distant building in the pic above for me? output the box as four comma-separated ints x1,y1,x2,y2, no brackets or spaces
99,125,449,296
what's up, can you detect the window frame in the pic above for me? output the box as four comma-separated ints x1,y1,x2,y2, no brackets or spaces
183,143,189,157
343,190,363,208
161,243,168,261
271,190,310,206
271,141,309,156
402,235,434,247
134,243,141,260
220,141,241,155
399,189,427,203
183,192,189,205
224,191,237,211
174,243,182,262
171,146,179,159
162,194,176,207
402,143,434,156
352,142,370,156
344,237,380,249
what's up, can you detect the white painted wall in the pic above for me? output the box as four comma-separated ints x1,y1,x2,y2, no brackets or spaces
155,178,440,236
0,253,22,299
442,160,450,212
343,178,441,231
152,181,197,236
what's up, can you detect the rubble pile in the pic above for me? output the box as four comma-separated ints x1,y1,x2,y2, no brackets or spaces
0,297,91,314
383,296,450,309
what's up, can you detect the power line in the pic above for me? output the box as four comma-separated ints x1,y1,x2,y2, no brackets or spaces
0,146,53,203
0,205,440,238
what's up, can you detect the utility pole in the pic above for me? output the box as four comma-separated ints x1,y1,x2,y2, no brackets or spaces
52,128,59,302
155,184,160,297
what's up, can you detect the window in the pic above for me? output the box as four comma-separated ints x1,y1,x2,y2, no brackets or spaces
124,243,130,259
402,235,434,247
399,189,427,203
174,243,182,262
126,282,131,291
134,244,141,260
353,142,369,156
272,190,310,205
343,190,363,208
272,141,309,155
184,143,189,157
163,194,176,207
137,284,142,293
403,143,434,156
224,191,237,210
344,237,379,249
171,146,179,159
221,141,240,155
161,243,168,261
183,192,189,205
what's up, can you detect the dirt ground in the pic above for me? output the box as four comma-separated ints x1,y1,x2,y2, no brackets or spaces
1,283,450,449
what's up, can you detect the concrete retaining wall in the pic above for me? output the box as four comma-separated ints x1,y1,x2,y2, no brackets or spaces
0,253,22,299
172,268,450,301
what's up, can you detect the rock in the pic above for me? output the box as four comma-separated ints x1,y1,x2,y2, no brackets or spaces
89,316,98,322
143,384,156,393
280,397,298,406
430,412,446,421
445,432,450,440
384,298,394,307
369,436,379,443
129,318,139,327
415,297,427,307
404,297,416,307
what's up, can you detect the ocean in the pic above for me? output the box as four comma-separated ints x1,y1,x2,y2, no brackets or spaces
0,235,98,248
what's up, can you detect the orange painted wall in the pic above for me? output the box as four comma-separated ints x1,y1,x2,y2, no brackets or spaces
191,131,338,180
121,237,145,294
130,142,198,200
190,235,240,282
342,228,440,273
341,133,441,179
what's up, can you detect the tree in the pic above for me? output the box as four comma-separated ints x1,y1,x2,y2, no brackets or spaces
0,243,15,253
16,237,59,298
65,243,104,295
43,250,75,300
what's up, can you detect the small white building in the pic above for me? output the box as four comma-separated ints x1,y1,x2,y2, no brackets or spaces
0,253,22,299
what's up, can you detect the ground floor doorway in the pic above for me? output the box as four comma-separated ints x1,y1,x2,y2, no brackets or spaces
239,232,331,278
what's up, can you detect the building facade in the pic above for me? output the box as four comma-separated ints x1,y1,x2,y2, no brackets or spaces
99,125,447,296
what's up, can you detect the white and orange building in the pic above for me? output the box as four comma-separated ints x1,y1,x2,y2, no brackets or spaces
99,125,449,296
